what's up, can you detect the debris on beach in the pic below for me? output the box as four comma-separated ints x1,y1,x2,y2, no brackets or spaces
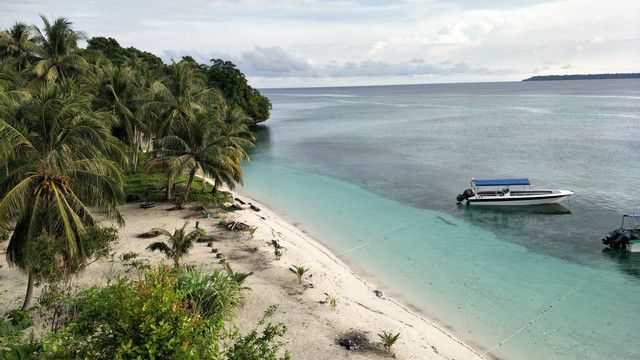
226,221,250,231
249,203,261,212
337,330,370,351
166,203,184,211
373,289,383,298
226,203,243,211
234,197,246,205
137,230,162,238
139,201,156,209
196,235,218,243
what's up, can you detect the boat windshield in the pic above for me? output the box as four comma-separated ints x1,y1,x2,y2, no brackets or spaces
472,178,530,187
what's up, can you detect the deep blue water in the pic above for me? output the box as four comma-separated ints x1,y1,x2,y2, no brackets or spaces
240,80,640,360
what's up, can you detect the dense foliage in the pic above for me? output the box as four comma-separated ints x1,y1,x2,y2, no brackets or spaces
0,15,283,359
1,266,289,360
0,15,264,308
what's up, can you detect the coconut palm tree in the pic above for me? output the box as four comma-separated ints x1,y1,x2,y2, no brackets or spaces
141,61,216,199
151,101,254,201
94,66,148,172
0,81,125,309
32,16,88,82
0,22,37,71
146,221,205,267
209,104,255,195
142,61,212,139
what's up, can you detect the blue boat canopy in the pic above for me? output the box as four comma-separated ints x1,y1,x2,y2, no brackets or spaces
472,178,530,187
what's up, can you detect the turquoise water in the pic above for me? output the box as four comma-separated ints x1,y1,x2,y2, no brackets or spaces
240,80,640,360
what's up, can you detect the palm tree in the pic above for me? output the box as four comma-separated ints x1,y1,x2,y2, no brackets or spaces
146,221,205,267
141,61,216,199
32,16,88,82
0,81,125,309
0,22,37,71
209,104,255,195
94,66,148,172
152,103,254,201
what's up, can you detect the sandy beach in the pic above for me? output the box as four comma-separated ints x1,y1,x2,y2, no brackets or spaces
0,190,486,360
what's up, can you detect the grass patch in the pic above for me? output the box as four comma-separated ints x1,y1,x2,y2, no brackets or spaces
124,171,232,205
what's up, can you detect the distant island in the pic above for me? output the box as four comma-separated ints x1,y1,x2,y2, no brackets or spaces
523,73,640,81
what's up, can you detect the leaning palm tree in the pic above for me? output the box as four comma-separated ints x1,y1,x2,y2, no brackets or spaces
0,80,125,309
32,16,88,82
146,221,205,267
0,22,37,71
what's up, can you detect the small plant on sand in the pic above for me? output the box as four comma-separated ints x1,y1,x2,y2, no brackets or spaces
217,217,230,228
248,226,258,240
378,331,400,352
146,221,205,267
289,265,309,284
324,293,337,310
274,249,283,261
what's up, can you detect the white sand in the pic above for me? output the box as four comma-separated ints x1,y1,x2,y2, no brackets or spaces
0,190,488,360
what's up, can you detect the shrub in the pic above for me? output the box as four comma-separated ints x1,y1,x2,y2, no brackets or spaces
224,306,291,360
7,266,288,360
38,266,225,359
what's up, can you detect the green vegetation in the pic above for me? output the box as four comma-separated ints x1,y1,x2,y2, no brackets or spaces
324,293,337,310
377,331,400,352
0,15,259,309
0,15,286,359
0,266,289,359
289,265,310,284
147,221,206,267
523,73,640,81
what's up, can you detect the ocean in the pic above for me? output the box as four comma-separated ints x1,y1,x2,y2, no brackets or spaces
239,79,640,360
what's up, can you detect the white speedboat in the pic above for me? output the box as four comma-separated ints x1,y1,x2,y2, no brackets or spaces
456,178,573,206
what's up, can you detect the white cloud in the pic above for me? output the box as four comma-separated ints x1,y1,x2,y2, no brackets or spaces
1,0,638,87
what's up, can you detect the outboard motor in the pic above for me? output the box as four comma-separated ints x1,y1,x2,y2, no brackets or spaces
456,188,475,204
602,228,636,251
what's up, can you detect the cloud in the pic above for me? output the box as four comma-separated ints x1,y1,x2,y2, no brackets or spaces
240,46,311,76
1,0,638,87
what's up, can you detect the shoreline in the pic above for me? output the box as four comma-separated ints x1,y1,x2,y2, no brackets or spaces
0,189,489,359
227,188,489,359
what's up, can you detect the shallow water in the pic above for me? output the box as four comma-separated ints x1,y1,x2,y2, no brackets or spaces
240,80,640,360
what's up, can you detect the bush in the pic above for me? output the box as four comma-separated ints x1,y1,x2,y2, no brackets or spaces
28,266,287,360
224,306,290,360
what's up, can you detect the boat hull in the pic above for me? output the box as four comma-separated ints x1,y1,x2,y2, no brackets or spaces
467,191,572,206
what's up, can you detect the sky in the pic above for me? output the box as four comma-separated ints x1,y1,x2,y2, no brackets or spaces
1,0,638,88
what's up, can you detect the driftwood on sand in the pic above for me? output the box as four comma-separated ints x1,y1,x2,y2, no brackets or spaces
234,197,246,205
249,204,260,212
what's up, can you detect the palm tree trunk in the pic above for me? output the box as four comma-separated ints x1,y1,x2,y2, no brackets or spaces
211,178,220,195
22,270,34,310
165,171,174,200
131,129,139,173
184,168,196,201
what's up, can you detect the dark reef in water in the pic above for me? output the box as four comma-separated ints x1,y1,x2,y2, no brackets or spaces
523,73,640,81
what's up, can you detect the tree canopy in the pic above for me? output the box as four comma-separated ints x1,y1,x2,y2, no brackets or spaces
0,15,264,309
